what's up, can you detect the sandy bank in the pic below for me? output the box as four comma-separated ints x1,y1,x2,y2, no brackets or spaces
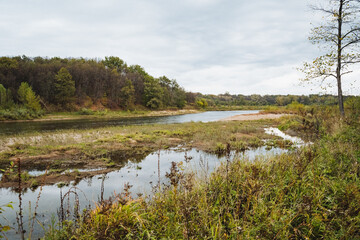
220,113,287,121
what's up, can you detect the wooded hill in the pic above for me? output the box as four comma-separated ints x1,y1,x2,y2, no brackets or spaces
0,56,356,112
0,56,187,111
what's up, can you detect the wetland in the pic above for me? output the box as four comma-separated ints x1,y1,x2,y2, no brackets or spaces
0,110,298,239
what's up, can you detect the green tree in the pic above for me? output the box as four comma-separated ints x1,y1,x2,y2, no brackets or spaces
144,78,163,109
6,89,14,108
173,87,186,108
196,98,208,109
17,82,29,104
54,67,76,105
0,57,18,72
0,84,7,108
103,56,127,73
301,0,360,117
17,82,41,111
120,79,135,109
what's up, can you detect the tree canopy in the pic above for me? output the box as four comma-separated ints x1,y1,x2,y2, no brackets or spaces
0,55,357,112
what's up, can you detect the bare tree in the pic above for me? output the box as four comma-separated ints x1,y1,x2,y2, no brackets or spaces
301,0,360,117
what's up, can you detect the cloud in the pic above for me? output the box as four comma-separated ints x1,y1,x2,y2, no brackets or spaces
0,0,358,95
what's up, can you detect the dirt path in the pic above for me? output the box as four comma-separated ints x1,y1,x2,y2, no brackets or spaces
221,113,287,121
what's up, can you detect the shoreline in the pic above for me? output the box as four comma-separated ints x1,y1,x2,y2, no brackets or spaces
220,113,287,121
0,109,201,123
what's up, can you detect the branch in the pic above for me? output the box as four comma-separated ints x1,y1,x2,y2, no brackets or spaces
342,27,360,39
341,39,360,50
342,60,360,64
340,70,353,76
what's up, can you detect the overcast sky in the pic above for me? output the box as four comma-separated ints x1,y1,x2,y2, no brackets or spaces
0,0,359,95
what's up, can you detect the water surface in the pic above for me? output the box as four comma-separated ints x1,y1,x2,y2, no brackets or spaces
0,146,286,239
0,110,259,135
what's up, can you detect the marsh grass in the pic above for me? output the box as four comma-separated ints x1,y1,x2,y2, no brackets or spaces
0,120,277,173
43,107,360,239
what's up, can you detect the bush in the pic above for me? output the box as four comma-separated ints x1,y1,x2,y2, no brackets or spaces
0,107,44,120
77,108,95,115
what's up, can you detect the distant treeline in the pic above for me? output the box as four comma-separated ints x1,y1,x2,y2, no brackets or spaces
192,92,356,108
0,56,357,112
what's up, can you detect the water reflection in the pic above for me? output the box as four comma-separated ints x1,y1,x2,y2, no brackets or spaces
0,145,285,239
0,110,259,135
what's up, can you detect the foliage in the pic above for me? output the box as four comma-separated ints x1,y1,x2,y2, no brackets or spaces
0,55,358,113
54,68,76,106
196,98,208,109
144,77,163,109
120,79,135,110
345,96,360,121
159,76,187,109
0,57,18,72
43,106,360,239
0,107,44,120
77,108,95,115
192,92,353,108
0,84,5,108
17,82,41,111
0,203,13,238
103,56,127,73
0,82,43,120
0,84,13,109
300,0,360,116
0,56,190,111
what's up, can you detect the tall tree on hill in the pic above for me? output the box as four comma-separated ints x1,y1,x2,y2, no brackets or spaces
144,77,163,109
301,0,360,117
17,82,41,111
120,79,135,110
54,67,76,106
0,84,13,108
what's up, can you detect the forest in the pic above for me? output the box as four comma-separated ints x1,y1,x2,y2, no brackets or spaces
0,56,356,120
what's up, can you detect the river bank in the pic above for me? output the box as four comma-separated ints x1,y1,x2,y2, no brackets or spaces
221,112,287,121
0,109,201,123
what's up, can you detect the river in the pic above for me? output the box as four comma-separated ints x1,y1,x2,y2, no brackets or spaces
0,110,259,135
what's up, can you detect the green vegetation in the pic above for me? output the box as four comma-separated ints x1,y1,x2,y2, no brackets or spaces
0,120,275,168
0,83,43,120
39,105,359,239
300,0,360,117
0,203,13,238
54,67,76,107
0,118,286,188
0,56,188,114
1,55,359,121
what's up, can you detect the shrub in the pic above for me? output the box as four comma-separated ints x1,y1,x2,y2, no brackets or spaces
0,107,44,120
77,108,95,115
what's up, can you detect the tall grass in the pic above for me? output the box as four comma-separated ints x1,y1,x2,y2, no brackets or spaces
42,106,360,239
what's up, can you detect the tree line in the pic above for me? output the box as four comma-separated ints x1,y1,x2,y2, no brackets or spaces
190,92,355,108
0,56,357,115
0,56,187,111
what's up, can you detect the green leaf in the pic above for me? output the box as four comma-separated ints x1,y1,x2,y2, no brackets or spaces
5,204,13,209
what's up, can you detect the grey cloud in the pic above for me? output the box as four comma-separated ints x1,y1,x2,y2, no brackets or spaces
0,0,358,95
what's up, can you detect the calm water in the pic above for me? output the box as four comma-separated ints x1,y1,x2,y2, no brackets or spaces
0,146,287,240
0,110,259,135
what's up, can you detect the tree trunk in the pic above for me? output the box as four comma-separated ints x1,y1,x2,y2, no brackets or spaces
337,0,345,117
